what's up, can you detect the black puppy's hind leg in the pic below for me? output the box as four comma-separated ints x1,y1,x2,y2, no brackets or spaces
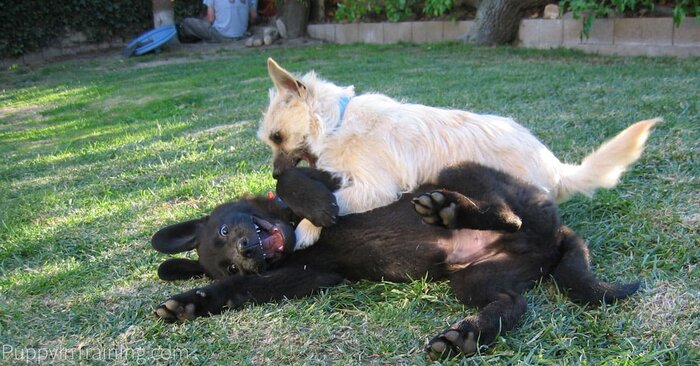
553,226,640,304
413,189,522,232
155,267,343,322
426,291,527,360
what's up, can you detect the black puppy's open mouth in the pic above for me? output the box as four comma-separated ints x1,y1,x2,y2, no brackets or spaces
301,153,317,168
252,216,286,259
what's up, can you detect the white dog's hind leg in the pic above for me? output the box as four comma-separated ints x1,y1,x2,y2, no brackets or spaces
294,219,323,250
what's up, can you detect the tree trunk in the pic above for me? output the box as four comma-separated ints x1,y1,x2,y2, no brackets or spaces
279,0,310,38
309,0,325,23
459,0,551,45
152,0,175,28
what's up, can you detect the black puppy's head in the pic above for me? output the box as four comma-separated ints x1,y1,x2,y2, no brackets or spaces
151,199,296,280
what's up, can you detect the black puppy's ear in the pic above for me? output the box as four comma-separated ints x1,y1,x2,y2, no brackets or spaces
151,216,207,254
157,258,206,281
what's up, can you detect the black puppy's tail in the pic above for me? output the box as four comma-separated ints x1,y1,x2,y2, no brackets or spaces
552,226,640,304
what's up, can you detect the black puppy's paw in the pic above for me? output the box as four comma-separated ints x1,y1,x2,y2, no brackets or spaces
426,321,479,360
414,190,522,232
303,195,339,227
154,288,213,322
412,191,456,228
276,169,339,227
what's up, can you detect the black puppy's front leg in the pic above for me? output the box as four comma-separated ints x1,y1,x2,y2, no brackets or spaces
412,190,522,232
155,266,343,321
276,168,340,227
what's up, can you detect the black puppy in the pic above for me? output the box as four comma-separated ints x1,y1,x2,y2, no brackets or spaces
152,163,639,359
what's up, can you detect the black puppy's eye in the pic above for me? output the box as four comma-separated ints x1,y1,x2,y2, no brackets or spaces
219,225,229,237
228,264,237,274
270,132,283,145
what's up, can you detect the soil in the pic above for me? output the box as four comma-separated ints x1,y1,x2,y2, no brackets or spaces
17,24,324,67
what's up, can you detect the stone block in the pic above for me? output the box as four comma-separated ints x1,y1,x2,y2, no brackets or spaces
383,22,412,44
307,24,325,40
42,47,62,59
564,18,614,45
323,24,336,42
673,17,700,46
544,4,560,19
519,19,563,47
61,47,79,56
443,21,472,40
335,23,358,44
0,56,22,69
614,18,673,45
358,23,383,44
412,21,443,43
22,51,44,65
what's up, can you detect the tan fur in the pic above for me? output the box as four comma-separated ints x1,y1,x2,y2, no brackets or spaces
259,58,658,249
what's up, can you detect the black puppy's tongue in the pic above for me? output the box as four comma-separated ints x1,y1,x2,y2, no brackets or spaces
261,228,285,256
253,217,286,256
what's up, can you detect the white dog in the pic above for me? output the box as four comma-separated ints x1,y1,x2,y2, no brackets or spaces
258,58,658,249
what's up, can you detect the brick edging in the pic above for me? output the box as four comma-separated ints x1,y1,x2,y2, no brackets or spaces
308,17,699,57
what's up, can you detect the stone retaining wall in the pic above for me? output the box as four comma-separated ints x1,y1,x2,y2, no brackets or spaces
3,17,698,65
2,32,126,67
308,17,700,57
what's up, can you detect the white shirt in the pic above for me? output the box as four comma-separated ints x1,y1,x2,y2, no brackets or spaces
204,0,256,38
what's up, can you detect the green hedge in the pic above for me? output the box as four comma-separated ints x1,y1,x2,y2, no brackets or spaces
0,0,206,58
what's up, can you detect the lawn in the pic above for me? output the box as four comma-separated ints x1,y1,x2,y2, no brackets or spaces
0,43,698,365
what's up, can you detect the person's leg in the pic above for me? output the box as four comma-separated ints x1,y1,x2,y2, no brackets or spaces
180,17,217,42
207,27,226,43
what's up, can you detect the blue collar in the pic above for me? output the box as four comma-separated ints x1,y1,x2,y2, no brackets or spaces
336,95,351,129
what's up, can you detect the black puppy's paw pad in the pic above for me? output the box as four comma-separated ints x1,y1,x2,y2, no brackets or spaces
412,191,455,227
426,328,478,360
154,290,207,322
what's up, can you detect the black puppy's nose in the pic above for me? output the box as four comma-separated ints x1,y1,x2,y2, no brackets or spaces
272,169,281,179
238,237,256,257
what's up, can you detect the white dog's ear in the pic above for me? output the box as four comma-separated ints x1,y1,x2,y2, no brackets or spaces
267,58,306,97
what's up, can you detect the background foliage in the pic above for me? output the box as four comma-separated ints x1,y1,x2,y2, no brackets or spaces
0,0,205,58
2,0,698,57
334,0,699,25
334,0,455,22
560,0,700,36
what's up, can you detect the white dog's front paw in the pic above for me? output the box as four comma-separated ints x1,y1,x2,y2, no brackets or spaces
294,219,322,250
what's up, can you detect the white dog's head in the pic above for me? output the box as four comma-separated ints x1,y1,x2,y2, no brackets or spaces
258,58,321,178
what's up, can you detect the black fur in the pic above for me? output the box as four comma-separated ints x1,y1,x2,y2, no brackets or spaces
151,163,639,359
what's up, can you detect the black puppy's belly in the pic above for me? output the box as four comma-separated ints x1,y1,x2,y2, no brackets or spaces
441,229,501,267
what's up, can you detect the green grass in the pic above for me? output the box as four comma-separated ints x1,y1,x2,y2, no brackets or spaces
1,43,698,365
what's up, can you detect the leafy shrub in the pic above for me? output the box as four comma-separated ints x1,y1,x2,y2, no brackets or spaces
423,0,453,17
335,0,383,22
335,0,451,22
175,0,208,20
386,0,418,22
0,0,204,57
560,0,700,37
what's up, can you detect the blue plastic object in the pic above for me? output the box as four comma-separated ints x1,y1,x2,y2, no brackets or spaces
123,25,177,57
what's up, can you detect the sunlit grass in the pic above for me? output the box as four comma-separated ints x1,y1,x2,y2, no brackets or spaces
0,43,698,365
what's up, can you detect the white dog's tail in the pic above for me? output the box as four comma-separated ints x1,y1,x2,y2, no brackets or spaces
556,118,660,202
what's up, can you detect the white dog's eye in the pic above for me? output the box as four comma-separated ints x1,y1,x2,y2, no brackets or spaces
271,132,283,144
219,225,229,236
